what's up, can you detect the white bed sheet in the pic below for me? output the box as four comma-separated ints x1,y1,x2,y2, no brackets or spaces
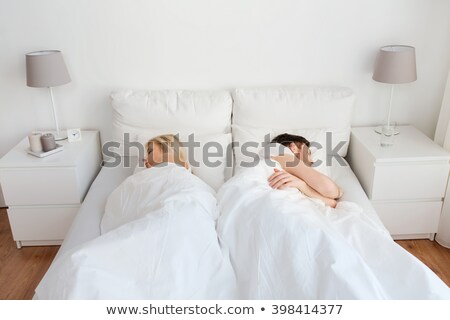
56,157,383,259
329,159,385,228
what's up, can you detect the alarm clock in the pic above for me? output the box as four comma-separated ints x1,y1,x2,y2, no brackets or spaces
67,128,82,142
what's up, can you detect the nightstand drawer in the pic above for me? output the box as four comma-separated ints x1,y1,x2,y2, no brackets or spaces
7,205,79,241
371,163,448,201
373,201,442,235
0,167,81,205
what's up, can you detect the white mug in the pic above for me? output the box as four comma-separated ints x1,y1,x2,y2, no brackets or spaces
28,133,43,152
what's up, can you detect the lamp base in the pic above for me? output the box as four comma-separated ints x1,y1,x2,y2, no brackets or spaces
41,130,67,141
374,126,400,135
54,131,68,141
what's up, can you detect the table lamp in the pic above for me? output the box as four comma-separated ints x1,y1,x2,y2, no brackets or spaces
26,50,71,140
373,45,417,135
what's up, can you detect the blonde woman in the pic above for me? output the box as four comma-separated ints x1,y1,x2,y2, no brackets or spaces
144,134,190,170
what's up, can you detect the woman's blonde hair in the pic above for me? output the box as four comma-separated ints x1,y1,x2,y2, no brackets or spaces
146,134,189,169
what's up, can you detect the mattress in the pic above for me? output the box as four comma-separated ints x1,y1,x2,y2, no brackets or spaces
55,158,385,257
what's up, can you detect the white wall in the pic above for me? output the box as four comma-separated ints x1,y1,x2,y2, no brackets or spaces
1,0,450,206
434,69,450,146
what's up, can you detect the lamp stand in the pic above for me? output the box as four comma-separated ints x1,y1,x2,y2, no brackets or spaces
48,87,67,140
374,84,400,135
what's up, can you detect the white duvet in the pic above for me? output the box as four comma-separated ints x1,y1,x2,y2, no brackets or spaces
35,163,237,299
217,160,450,299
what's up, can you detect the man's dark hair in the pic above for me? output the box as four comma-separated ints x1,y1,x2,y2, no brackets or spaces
271,133,310,148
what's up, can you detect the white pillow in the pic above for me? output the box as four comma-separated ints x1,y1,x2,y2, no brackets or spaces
110,90,232,157
188,133,232,191
232,86,354,157
111,90,232,136
232,125,350,176
135,133,232,191
109,89,233,190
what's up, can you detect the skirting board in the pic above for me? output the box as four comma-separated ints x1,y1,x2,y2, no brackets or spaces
392,233,435,241
16,240,63,249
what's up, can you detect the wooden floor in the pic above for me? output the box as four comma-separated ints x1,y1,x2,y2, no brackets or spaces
0,208,450,299
0,208,59,300
396,239,450,287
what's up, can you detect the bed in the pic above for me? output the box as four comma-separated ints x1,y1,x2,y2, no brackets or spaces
54,156,380,258
34,86,450,299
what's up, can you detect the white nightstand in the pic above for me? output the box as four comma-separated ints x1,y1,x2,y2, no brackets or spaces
0,131,101,248
347,125,450,240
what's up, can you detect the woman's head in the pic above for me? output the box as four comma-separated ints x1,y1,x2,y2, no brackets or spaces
271,133,313,166
145,134,189,169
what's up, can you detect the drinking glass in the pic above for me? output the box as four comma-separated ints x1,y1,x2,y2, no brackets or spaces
380,124,395,147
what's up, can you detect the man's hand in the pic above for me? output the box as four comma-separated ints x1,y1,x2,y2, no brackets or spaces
268,169,338,208
268,168,306,190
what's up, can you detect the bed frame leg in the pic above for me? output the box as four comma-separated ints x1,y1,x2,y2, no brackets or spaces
16,241,22,249
429,233,435,241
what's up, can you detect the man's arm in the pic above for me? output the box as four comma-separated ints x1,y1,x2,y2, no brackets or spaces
268,169,337,208
271,154,342,199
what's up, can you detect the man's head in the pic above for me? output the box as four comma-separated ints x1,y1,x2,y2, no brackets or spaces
271,133,313,166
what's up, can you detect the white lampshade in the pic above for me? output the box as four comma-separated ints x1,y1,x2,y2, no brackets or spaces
26,50,71,88
373,45,417,84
